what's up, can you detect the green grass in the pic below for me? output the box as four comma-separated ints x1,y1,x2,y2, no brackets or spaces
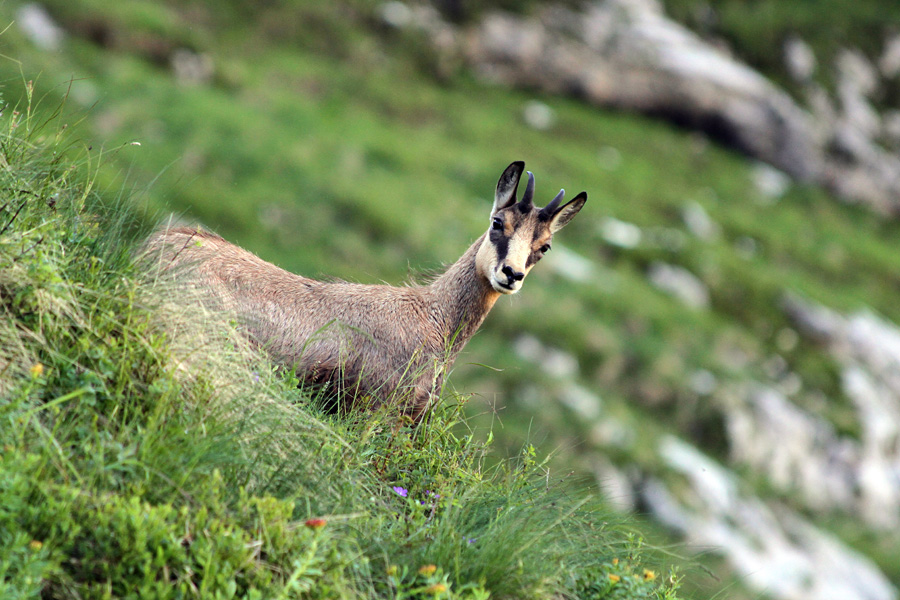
5,1,900,596
0,92,681,598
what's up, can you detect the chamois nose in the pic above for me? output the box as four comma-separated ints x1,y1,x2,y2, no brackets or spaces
501,265,524,282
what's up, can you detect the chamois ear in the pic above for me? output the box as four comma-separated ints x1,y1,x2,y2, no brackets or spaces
492,161,525,217
548,191,587,234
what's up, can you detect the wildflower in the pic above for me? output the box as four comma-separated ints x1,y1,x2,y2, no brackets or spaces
643,569,656,581
612,558,618,565
304,518,327,529
386,565,398,577
30,363,44,378
418,564,437,576
424,583,447,595
252,371,260,383
29,540,42,551
466,537,477,544
392,486,408,498
608,574,620,583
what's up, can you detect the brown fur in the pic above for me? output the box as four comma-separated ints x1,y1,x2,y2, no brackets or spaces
141,163,586,421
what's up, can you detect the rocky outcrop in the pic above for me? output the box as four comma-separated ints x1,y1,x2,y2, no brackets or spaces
644,436,896,600
459,1,823,182
509,327,899,600
775,296,900,528
398,0,900,215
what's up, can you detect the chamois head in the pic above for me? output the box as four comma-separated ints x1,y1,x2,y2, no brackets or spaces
476,161,587,294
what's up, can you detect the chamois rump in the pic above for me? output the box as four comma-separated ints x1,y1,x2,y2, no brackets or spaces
145,161,586,421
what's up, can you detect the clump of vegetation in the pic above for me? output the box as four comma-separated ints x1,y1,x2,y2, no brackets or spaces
0,95,680,598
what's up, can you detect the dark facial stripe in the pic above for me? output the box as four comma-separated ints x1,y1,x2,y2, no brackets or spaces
526,227,551,267
491,229,509,262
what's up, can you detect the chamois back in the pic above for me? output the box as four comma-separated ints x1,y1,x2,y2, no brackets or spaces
142,162,586,421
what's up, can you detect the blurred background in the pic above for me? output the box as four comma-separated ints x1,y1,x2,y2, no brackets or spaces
3,1,900,598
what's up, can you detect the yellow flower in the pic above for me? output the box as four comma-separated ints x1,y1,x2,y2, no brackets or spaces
643,569,656,581
608,574,620,583
418,564,437,576
386,565,398,577
30,363,44,378
424,583,447,595
612,558,619,565
29,540,42,551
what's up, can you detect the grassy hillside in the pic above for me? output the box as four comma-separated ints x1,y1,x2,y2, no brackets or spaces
4,0,900,597
0,97,679,597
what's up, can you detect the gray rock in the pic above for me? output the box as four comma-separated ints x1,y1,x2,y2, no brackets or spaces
407,0,900,216
544,244,595,283
688,368,717,395
784,36,816,82
880,33,900,78
592,458,636,512
379,1,413,28
725,384,857,513
648,261,709,309
522,100,556,130
513,334,580,379
837,81,881,142
751,162,791,200
559,382,602,419
682,201,720,241
458,0,824,182
780,296,900,528
16,3,64,51
170,49,214,86
647,436,897,600
599,216,641,248
837,48,879,98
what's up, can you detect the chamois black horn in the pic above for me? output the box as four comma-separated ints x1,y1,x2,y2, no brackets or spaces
539,189,565,220
519,171,535,211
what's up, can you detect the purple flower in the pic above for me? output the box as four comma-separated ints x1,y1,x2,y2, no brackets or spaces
392,486,408,498
466,538,477,544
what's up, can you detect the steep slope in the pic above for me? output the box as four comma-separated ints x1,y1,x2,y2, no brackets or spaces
0,83,678,598
4,1,900,598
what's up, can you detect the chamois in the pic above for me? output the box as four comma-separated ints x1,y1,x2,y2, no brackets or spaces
144,161,586,421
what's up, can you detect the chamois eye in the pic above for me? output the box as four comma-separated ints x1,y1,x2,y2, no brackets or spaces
540,244,551,254
491,218,503,231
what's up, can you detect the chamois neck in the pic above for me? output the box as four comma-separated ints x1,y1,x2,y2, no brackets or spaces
429,233,500,351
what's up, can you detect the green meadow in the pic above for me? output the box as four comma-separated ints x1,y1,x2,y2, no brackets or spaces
3,1,900,597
